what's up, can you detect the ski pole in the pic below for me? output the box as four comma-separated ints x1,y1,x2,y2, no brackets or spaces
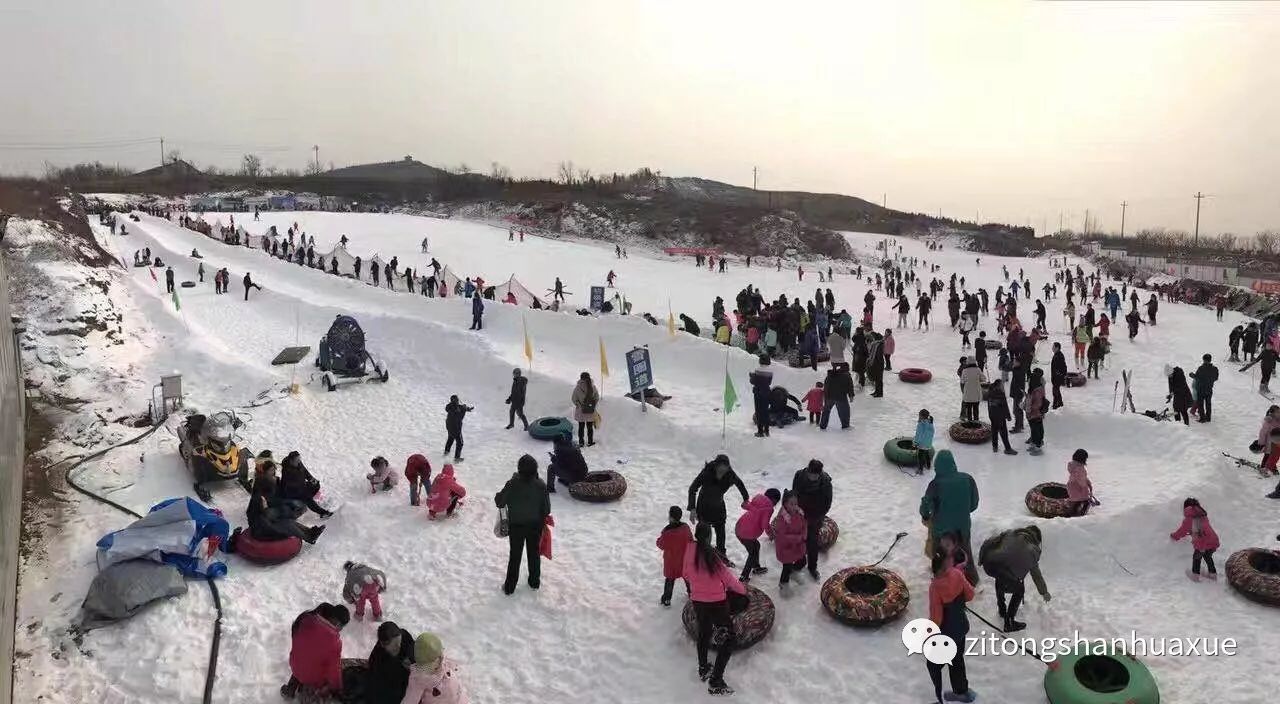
1111,380,1119,412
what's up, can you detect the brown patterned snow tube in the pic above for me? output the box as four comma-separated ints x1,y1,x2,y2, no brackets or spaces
949,421,991,444
1226,548,1280,607
568,471,627,503
681,585,776,650
898,368,932,383
1025,482,1074,518
1065,371,1087,388
820,566,910,627
818,516,839,551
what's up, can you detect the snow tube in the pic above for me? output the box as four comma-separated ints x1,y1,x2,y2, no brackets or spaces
820,566,910,627
898,368,932,383
180,281,196,288
567,471,627,503
528,416,573,441
232,529,302,565
949,421,991,444
818,516,839,551
788,349,830,368
1043,648,1159,704
681,585,775,650
1226,548,1280,607
1025,482,1074,518
1065,372,1087,388
883,437,923,466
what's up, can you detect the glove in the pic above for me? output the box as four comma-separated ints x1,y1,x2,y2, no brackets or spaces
1042,592,1051,602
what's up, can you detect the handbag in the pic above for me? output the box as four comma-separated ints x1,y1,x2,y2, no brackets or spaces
494,507,509,538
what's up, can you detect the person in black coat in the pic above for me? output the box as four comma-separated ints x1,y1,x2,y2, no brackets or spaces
687,455,749,555
243,272,262,301
505,368,529,430
1191,354,1219,423
1262,347,1278,393
749,357,774,437
278,451,333,518
246,468,322,544
1009,354,1027,434
444,395,473,461
165,267,175,293
819,362,855,430
987,380,1016,455
495,455,552,594
365,621,415,704
792,459,833,579
1166,366,1193,425
546,433,589,491
1050,342,1067,409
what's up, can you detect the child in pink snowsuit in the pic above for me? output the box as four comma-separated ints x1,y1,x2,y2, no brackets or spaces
802,382,824,424
1170,497,1220,581
427,464,467,519
342,561,387,620
769,491,808,585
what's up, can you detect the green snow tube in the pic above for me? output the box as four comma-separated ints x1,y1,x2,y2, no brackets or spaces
883,437,923,466
1044,648,1159,704
528,416,573,441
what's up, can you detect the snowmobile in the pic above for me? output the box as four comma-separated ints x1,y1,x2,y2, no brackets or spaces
177,411,252,502
316,314,389,391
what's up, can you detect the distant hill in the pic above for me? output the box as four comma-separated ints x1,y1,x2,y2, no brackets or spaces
130,159,203,180
319,156,448,181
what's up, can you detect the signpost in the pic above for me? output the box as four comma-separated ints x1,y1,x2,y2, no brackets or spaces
626,346,652,413
590,286,606,311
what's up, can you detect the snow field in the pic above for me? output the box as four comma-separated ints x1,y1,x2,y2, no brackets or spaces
13,209,1279,703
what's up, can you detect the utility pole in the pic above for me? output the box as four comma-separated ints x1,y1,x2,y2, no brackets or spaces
1120,201,1127,237
159,137,164,167
313,145,320,173
752,166,757,190
1193,192,1205,245
1083,209,1090,236
1058,212,1063,234
882,193,886,208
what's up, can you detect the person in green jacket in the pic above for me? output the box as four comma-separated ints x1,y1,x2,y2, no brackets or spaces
919,450,980,585
495,455,552,595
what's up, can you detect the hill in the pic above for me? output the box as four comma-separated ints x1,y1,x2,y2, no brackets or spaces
319,155,448,181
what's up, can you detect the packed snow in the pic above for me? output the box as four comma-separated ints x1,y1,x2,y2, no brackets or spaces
14,208,1280,704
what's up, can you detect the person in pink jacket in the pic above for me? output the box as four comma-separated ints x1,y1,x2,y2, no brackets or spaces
401,632,467,703
1253,405,1280,454
1170,498,1221,581
770,491,809,585
801,382,824,424
734,488,780,582
1066,449,1093,516
882,328,896,370
427,465,467,519
683,522,746,696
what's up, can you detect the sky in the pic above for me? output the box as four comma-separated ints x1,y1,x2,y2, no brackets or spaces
2,0,1277,236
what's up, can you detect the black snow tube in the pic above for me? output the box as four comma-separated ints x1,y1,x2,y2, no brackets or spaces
528,416,573,441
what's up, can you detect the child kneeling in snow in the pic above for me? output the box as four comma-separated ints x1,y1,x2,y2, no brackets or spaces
342,561,387,620
368,456,398,493
427,464,467,519
1170,498,1220,581
403,633,467,704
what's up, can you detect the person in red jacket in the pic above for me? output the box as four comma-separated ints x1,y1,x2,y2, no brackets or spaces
427,464,467,519
802,382,824,424
282,603,349,699
404,454,431,507
656,506,693,607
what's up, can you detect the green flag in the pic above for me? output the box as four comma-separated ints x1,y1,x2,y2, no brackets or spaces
723,368,738,414
171,289,181,311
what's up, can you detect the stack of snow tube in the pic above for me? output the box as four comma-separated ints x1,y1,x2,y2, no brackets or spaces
1225,548,1280,606
883,437,924,466
949,421,991,444
568,471,628,503
1065,372,1087,388
820,566,910,627
898,368,932,383
681,585,775,650
1043,647,1159,704
230,528,302,565
818,516,839,550
1025,482,1074,518
528,416,573,441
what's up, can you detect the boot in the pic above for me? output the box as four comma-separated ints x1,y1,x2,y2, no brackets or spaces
698,664,712,682
1004,618,1026,632
304,525,326,544
708,679,734,696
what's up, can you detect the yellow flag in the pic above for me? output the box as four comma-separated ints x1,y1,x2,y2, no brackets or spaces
523,316,533,363
599,336,609,377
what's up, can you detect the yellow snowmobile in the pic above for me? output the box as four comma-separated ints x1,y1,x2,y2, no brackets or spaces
178,411,252,502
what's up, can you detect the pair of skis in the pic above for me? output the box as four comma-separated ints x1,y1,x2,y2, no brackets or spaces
1112,370,1136,413
1222,452,1275,478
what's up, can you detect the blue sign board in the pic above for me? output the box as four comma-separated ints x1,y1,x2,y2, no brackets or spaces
626,347,652,395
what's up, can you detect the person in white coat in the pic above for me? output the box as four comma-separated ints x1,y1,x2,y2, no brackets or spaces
959,360,985,422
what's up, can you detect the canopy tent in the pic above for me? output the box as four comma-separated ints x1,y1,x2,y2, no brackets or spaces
318,245,361,277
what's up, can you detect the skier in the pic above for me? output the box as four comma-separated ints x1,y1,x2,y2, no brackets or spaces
919,449,981,585
243,272,262,300
553,277,565,302
1243,323,1260,362
1190,354,1218,422
895,295,910,328
606,270,617,288
443,395,472,461
792,459,833,580
687,455,749,556
977,525,1050,633
505,368,528,430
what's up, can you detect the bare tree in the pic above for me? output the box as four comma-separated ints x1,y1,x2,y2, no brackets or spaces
454,163,472,175
1257,230,1278,255
557,160,576,185
1217,232,1238,251
165,149,183,165
305,160,324,176
490,162,511,181
240,153,263,177
264,165,280,177
578,168,592,184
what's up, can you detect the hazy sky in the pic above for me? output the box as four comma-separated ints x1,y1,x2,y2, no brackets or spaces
2,1,1277,235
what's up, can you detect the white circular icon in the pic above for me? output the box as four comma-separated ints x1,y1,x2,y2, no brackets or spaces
923,634,958,665
900,618,939,655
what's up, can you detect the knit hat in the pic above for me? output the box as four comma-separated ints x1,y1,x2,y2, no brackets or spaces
414,632,443,664
517,454,538,478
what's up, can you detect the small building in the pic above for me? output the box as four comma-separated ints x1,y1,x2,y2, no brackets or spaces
268,195,297,210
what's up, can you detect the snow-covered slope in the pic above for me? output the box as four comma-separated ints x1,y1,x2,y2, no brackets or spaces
14,210,1278,704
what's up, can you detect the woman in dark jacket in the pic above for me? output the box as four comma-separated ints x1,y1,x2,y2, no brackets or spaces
850,329,869,387
247,468,322,544
687,455,749,556
987,380,1016,455
278,451,332,518
1166,366,1193,425
791,459,833,579
365,621,415,704
495,454,552,595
